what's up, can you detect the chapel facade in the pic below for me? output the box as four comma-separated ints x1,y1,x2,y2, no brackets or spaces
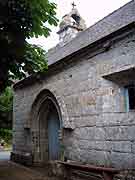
11,1,135,170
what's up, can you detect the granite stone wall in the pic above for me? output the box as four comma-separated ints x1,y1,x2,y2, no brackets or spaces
13,28,135,168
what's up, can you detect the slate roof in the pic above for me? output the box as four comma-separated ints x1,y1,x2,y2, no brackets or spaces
14,0,135,89
47,0,135,65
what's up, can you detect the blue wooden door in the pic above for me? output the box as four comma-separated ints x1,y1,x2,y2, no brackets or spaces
48,110,60,160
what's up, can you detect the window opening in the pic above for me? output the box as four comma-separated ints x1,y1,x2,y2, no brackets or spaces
24,128,31,147
124,84,135,111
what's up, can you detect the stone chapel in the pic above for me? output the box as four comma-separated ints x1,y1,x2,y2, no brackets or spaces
11,0,135,170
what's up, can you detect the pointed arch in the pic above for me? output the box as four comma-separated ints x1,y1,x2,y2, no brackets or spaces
29,89,74,163
30,89,74,129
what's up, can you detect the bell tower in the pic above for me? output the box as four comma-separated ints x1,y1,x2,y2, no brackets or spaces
57,2,86,46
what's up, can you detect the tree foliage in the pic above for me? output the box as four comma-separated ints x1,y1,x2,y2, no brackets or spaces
0,87,13,129
0,0,58,92
0,87,13,112
0,128,12,144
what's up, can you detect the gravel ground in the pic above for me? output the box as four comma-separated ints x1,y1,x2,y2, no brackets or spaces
0,152,60,180
0,160,58,180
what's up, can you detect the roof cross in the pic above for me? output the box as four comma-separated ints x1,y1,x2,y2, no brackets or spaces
72,2,76,9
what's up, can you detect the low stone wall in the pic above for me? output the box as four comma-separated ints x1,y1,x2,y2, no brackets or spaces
69,170,135,180
115,170,135,180
10,152,33,166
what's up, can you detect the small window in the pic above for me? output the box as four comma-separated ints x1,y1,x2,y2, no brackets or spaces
124,85,135,111
24,128,31,147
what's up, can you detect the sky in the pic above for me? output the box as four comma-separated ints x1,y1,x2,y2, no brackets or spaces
28,0,131,51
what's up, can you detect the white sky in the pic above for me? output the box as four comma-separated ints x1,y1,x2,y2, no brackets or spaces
28,0,131,51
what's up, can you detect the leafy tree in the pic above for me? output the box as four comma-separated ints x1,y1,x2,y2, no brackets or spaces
0,0,58,92
0,129,12,144
0,87,13,129
0,87,13,112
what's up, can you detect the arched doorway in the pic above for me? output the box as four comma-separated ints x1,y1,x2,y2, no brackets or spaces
31,90,62,163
